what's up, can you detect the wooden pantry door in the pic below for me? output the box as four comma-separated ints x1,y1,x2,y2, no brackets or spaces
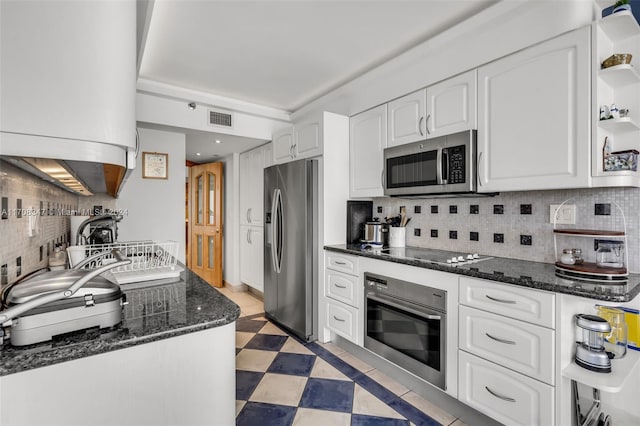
189,162,223,287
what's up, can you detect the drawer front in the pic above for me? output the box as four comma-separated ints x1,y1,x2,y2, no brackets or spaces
459,351,554,426
326,270,358,307
326,253,358,275
326,300,358,344
459,306,555,385
459,277,555,328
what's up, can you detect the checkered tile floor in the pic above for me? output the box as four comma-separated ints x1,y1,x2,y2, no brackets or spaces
235,314,456,426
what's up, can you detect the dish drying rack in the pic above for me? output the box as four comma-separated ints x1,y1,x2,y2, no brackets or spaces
67,241,183,285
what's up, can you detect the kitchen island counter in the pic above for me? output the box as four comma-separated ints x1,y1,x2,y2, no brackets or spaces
0,265,240,376
0,266,239,426
325,244,640,302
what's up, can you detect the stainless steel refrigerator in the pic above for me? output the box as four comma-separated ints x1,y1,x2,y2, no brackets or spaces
264,159,317,341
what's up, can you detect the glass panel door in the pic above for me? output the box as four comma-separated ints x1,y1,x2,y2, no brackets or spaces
196,174,204,225
207,172,215,225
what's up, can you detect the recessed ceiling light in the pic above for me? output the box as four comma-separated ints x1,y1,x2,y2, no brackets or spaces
215,140,221,144
196,152,201,156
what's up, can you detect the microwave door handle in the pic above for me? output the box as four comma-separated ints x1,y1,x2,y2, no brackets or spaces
441,148,448,185
436,149,443,185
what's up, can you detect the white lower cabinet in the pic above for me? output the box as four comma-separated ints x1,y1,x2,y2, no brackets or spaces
326,299,358,343
324,252,360,344
459,305,555,385
459,351,554,426
239,226,263,292
458,277,556,425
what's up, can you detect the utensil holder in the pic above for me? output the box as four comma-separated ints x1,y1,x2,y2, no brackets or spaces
389,227,406,248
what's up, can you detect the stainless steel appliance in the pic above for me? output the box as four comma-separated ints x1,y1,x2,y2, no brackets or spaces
264,159,317,341
364,272,446,389
363,221,389,246
383,130,483,197
0,250,130,346
574,314,612,373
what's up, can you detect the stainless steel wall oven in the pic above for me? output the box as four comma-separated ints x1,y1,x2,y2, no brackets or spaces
364,272,446,390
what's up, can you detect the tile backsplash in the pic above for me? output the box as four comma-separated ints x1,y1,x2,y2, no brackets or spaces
0,161,79,284
374,187,640,272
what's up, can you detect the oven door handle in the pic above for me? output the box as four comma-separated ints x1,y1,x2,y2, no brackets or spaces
367,294,442,321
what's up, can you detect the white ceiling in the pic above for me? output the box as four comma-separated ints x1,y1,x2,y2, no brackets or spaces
184,130,268,163
139,0,497,162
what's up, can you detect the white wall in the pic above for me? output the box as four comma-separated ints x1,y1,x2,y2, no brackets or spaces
117,127,186,262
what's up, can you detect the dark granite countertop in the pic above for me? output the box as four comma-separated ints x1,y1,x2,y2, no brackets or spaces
0,266,240,376
325,244,640,303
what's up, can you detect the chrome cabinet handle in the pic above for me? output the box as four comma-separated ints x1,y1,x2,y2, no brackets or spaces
246,208,252,223
425,114,431,135
334,283,347,289
486,294,517,304
334,260,347,265
485,333,516,345
477,151,483,187
418,116,424,136
485,386,516,403
289,145,294,158
292,143,297,158
332,315,346,322
247,229,252,244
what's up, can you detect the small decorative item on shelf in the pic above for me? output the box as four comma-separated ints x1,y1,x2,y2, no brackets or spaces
604,149,639,171
601,53,632,69
612,0,631,14
619,108,630,118
610,103,620,119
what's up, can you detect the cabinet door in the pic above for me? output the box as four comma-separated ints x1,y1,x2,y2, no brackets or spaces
426,70,476,139
387,89,426,147
249,147,264,226
239,152,252,226
294,117,322,159
240,226,264,291
349,105,388,198
477,26,590,192
0,1,135,151
459,351,554,426
272,127,294,165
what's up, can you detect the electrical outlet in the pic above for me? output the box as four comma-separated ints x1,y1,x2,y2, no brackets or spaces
550,204,576,224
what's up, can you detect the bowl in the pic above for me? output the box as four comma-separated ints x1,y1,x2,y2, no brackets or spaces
601,53,632,69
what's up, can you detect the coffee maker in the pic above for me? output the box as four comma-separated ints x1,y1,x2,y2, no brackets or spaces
346,201,372,244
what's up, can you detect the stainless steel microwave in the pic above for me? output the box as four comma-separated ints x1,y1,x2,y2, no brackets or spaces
383,130,477,197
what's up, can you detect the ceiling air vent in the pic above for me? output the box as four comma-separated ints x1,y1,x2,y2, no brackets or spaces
208,109,233,128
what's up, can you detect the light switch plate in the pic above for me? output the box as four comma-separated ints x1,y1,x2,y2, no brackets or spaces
550,204,576,224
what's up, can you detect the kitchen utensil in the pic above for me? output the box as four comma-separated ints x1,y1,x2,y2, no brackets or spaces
596,241,625,268
596,306,628,359
364,221,389,246
0,250,131,346
388,226,406,248
575,313,612,373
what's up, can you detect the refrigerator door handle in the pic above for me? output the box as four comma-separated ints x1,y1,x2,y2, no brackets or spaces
271,188,283,273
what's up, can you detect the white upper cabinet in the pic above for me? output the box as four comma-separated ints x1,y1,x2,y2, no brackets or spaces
477,26,591,192
350,105,388,198
294,117,323,159
272,114,323,165
0,0,136,165
426,70,477,139
387,89,426,147
240,144,270,226
272,126,295,164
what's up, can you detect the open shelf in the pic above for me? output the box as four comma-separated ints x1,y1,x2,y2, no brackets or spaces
563,348,640,393
599,64,640,87
599,116,640,132
555,261,627,276
554,229,625,237
599,11,640,42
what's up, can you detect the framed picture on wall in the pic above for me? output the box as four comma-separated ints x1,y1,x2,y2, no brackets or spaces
142,152,168,179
